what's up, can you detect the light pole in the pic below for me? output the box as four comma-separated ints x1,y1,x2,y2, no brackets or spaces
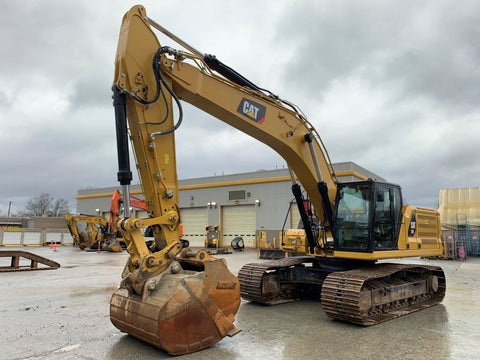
7,201,12,217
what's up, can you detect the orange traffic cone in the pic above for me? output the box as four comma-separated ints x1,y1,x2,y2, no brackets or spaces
49,242,53,249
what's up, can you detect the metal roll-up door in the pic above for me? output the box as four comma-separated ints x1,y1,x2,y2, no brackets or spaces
222,205,256,248
290,202,301,229
180,208,208,247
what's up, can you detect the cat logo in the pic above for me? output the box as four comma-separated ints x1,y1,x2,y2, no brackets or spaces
237,98,266,124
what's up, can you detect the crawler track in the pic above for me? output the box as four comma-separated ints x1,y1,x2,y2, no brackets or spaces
239,259,446,326
321,263,446,325
238,256,316,304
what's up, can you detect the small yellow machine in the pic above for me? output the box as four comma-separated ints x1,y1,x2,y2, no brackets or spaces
204,225,233,254
108,5,446,355
65,191,148,252
65,212,114,251
204,225,219,249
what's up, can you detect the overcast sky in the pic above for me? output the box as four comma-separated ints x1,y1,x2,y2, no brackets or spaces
0,0,478,215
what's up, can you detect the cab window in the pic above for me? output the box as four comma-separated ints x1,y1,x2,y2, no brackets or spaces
334,184,371,250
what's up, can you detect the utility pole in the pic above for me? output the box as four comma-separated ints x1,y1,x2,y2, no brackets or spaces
7,201,12,217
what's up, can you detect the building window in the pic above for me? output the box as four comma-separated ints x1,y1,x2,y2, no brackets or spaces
229,190,246,200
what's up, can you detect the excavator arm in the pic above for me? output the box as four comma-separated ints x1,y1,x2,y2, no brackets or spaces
114,6,339,255
110,6,241,355
110,6,339,353
112,2,341,297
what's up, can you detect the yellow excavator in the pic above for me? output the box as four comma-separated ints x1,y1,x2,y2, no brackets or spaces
109,5,445,355
65,212,111,250
65,190,149,252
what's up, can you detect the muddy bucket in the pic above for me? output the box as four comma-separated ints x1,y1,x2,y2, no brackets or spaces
102,237,123,252
110,255,240,355
78,232,92,250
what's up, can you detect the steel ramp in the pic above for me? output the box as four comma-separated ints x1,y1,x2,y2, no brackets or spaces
0,251,60,272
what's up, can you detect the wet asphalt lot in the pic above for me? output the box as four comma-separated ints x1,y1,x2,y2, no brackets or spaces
1,246,479,360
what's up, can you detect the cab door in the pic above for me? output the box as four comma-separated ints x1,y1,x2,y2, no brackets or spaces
373,185,402,250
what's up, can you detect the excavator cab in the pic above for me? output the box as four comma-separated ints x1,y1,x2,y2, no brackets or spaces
333,180,402,252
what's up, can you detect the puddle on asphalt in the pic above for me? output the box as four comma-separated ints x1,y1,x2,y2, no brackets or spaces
70,285,117,297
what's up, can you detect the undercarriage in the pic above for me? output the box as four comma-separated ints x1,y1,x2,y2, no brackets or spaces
238,257,445,325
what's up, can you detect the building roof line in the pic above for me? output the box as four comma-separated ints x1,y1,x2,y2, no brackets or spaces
76,169,367,200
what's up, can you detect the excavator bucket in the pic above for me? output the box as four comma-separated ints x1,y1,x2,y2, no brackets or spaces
77,231,92,250
101,236,123,252
110,252,241,355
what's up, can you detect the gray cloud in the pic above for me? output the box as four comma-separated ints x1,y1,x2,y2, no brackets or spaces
0,0,478,215
271,0,479,207
277,1,480,109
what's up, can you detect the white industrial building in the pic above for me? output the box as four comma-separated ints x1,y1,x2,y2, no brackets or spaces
76,162,384,248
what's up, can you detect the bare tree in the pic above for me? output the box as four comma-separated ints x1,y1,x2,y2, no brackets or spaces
25,193,53,216
50,197,70,217
14,208,30,217
22,193,70,217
